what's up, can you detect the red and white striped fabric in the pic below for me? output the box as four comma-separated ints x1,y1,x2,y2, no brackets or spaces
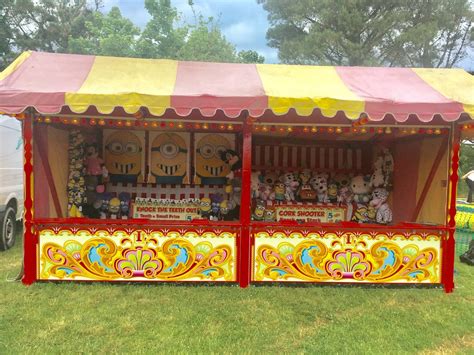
252,144,363,172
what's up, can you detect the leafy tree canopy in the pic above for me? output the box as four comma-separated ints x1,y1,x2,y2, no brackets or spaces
0,0,266,69
259,0,473,67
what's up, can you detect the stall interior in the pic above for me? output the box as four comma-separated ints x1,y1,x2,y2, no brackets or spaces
32,117,450,228
250,124,449,226
33,120,243,223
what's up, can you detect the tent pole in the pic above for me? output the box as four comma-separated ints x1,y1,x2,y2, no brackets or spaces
442,124,460,293
238,117,252,287
22,110,36,285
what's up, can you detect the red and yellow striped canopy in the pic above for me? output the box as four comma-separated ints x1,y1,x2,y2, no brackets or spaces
0,51,472,122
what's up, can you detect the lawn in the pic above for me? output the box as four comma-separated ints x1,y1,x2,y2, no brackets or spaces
0,230,473,354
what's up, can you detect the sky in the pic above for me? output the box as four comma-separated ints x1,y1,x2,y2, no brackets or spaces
102,0,473,70
102,0,280,63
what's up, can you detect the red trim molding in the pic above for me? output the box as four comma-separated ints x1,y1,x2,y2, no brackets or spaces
22,114,36,285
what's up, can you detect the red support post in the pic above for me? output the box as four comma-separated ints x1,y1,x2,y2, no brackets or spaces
442,125,460,293
22,112,36,285
238,119,252,287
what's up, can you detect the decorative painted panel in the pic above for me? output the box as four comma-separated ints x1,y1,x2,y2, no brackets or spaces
39,225,237,282
253,228,442,283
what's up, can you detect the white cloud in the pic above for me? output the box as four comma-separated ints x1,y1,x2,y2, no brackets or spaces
223,21,257,47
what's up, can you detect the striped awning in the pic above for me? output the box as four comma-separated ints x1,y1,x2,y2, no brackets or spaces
0,51,473,122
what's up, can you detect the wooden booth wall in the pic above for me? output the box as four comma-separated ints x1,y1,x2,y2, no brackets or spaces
392,136,448,224
33,125,69,218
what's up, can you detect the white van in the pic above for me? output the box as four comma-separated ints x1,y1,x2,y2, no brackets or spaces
0,115,23,250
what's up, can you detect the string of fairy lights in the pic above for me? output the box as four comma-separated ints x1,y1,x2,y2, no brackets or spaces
6,113,474,135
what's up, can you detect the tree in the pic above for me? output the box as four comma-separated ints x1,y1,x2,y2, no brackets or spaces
383,0,474,67
0,0,15,69
6,0,98,54
237,50,265,64
135,0,187,59
259,0,473,67
68,6,140,57
177,16,239,63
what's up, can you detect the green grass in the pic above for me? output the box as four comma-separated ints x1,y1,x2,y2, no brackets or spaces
0,231,473,354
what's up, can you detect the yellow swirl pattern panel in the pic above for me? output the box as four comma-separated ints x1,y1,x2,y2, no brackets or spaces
39,228,236,282
253,231,441,283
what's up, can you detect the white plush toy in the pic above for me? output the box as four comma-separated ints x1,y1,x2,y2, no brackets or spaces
350,175,372,205
309,173,329,203
369,187,392,224
251,171,262,199
370,156,385,188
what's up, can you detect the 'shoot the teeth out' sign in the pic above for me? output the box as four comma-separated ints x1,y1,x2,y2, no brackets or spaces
132,197,200,221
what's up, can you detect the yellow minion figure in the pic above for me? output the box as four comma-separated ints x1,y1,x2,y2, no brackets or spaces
105,131,143,183
252,200,266,221
195,134,231,184
150,133,188,184
199,197,212,218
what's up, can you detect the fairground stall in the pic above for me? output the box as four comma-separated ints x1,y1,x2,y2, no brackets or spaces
0,51,473,292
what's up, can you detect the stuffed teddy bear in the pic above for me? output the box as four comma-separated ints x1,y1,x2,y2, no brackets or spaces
369,188,392,224
350,175,372,205
309,173,329,203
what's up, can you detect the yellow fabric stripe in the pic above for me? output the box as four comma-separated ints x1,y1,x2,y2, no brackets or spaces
257,64,365,119
66,56,178,116
0,51,32,82
414,68,474,118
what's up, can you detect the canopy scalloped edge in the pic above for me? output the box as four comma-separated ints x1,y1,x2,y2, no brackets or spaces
0,104,470,123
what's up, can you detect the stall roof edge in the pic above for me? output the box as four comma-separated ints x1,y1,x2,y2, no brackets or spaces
0,51,473,124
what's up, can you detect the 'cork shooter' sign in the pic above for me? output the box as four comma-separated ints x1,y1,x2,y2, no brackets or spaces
275,204,346,223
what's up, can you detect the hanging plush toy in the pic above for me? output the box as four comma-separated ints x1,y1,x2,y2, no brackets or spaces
337,186,355,221
370,156,385,188
369,188,393,224
382,148,394,190
220,149,242,180
85,143,108,191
